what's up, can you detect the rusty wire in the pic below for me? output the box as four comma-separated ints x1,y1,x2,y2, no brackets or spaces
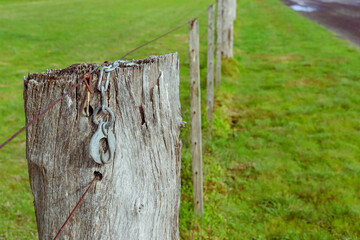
0,11,206,151
53,172,103,240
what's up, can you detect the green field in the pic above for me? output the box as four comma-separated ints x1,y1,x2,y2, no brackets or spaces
1,0,360,239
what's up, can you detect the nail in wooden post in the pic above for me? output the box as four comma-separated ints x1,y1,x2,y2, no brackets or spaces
206,4,215,122
216,0,223,87
189,19,203,216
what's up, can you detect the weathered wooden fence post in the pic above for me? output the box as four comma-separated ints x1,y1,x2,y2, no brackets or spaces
216,0,223,87
24,53,182,239
207,4,215,122
189,19,203,216
221,0,237,58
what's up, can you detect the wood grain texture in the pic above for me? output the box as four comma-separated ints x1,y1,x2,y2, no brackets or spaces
216,0,223,87
189,19,203,216
207,4,215,122
221,0,237,58
24,53,182,240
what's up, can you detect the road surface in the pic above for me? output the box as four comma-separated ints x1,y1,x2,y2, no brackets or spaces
281,0,360,47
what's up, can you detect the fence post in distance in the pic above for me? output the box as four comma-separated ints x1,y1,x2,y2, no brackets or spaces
216,0,223,87
207,4,215,123
189,18,203,216
221,0,237,58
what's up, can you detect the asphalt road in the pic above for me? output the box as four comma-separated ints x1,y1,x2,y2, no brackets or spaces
281,0,360,46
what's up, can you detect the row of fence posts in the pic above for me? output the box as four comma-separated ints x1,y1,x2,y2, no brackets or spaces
23,0,236,239
189,0,236,216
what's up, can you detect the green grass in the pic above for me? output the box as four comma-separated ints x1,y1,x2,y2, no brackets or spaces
2,0,360,239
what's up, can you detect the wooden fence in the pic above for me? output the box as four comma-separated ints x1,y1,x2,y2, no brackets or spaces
21,0,236,238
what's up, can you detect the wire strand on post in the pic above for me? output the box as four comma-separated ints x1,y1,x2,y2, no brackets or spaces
53,173,101,240
0,9,207,151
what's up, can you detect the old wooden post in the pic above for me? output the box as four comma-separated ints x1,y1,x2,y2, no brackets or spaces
24,53,182,239
206,4,215,122
189,19,203,216
216,0,223,87
221,0,237,58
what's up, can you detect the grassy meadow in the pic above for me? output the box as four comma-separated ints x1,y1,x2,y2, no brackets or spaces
1,0,360,239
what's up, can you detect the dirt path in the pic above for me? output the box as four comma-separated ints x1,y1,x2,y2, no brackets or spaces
281,0,360,47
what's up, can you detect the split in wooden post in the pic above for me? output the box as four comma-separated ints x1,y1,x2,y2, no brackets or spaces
221,0,237,58
83,73,93,116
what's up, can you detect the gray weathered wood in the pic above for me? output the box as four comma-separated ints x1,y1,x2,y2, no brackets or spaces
24,53,182,240
216,0,223,87
221,0,237,58
206,4,215,122
189,19,203,216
